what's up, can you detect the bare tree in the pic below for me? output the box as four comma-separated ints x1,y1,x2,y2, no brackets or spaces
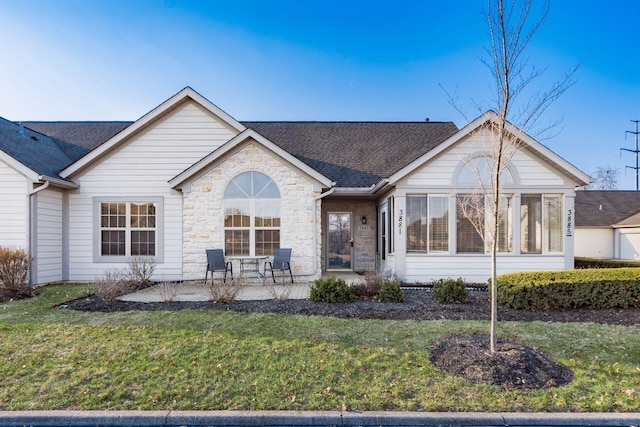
588,166,619,190
457,0,579,353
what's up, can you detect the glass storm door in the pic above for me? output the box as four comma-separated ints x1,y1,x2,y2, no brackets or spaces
328,213,352,270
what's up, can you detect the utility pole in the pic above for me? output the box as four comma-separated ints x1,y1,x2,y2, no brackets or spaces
621,120,640,191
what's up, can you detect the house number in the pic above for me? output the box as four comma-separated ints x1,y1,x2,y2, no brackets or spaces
397,209,403,235
566,209,573,237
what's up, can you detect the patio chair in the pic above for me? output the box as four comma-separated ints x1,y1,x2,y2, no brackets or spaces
205,249,233,284
264,248,293,284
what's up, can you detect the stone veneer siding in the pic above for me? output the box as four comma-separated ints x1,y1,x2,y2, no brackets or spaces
182,142,323,280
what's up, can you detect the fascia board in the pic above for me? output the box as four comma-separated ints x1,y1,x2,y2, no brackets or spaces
39,175,80,189
0,149,40,182
60,87,246,178
169,129,334,189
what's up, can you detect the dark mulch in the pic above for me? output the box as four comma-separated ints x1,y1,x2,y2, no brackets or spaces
429,334,574,391
0,288,35,302
60,289,640,327
51,289,640,391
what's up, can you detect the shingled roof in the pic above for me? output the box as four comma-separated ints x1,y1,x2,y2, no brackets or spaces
575,191,640,227
24,121,132,151
0,117,88,180
243,121,459,187
15,120,459,188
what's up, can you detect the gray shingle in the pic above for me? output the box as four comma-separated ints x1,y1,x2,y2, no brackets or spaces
243,121,459,187
0,117,88,179
575,191,640,227
24,121,132,151
17,120,459,188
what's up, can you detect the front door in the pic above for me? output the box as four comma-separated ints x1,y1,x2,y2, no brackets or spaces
328,212,352,270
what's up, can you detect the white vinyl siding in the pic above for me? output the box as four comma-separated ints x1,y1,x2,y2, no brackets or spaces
67,100,240,280
0,161,29,248
392,127,577,283
34,188,64,283
405,254,566,284
405,132,568,187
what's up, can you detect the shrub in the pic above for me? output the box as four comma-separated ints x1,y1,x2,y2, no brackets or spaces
574,257,640,269
127,256,156,287
310,276,355,303
208,276,243,303
265,280,292,301
157,281,179,302
353,271,383,300
377,279,403,302
94,269,135,303
496,268,640,310
0,247,35,295
432,277,468,304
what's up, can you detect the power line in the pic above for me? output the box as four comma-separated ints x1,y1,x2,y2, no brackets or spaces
621,120,640,191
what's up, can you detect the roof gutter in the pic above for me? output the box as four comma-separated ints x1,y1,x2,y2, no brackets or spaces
33,176,79,191
331,186,376,197
370,178,390,194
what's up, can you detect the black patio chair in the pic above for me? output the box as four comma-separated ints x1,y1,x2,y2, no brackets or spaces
204,249,233,284
264,248,293,284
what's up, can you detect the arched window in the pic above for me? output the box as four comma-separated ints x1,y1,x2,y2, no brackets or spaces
224,171,281,256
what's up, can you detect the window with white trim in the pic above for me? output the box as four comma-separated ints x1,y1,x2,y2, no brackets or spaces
520,194,563,253
456,194,514,254
406,194,449,253
100,202,157,257
224,171,281,256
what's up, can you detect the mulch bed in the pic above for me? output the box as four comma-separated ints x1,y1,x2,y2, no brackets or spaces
59,289,640,327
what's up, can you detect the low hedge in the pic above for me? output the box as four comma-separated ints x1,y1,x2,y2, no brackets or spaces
496,268,640,310
574,257,640,269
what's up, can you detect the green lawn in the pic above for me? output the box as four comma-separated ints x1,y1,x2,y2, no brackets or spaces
0,283,639,411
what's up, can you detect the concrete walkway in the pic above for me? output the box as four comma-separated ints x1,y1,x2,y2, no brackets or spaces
120,272,365,303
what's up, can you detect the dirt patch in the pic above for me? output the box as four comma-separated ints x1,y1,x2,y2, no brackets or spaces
429,333,573,391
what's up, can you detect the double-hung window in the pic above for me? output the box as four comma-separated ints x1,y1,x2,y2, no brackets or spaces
96,198,162,262
406,194,449,253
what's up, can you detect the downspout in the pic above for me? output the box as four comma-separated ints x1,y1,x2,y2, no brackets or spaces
308,187,335,277
27,180,51,285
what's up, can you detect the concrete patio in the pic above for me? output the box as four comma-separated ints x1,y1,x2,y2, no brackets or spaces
120,272,365,303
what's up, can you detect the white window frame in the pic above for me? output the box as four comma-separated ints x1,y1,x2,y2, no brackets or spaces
406,194,449,254
223,172,281,256
93,197,164,263
520,193,563,254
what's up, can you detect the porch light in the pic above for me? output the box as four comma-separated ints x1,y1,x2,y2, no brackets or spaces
361,216,367,225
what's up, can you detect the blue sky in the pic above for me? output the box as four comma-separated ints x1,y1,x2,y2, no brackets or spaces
1,1,639,189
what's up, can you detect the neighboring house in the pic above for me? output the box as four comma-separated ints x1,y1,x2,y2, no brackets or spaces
0,87,591,285
575,191,640,260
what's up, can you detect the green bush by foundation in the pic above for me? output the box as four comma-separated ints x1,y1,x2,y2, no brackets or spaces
497,268,640,310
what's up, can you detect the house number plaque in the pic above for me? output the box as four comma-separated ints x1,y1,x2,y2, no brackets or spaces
566,208,573,237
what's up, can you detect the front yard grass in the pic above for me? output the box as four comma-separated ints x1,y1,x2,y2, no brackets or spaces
0,283,639,411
